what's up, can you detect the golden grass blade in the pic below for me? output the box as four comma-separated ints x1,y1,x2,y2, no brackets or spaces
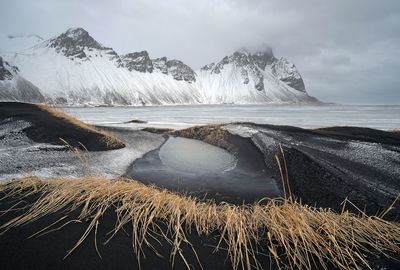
94,220,102,260
274,155,286,200
279,144,293,203
28,215,68,239
380,193,400,219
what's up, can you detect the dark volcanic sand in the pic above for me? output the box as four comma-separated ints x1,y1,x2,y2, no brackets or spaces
0,193,278,270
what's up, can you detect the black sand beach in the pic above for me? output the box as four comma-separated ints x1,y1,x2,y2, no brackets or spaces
1,102,400,269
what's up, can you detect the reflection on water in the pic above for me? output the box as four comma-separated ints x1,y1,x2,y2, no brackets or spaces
159,137,237,173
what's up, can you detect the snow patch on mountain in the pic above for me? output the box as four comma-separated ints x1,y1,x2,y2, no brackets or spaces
0,57,44,103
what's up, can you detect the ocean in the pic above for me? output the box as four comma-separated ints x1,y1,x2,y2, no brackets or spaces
64,104,400,130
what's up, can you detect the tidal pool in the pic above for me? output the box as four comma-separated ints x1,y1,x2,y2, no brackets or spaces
127,135,281,204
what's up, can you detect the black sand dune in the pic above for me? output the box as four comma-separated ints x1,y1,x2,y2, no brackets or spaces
0,102,125,151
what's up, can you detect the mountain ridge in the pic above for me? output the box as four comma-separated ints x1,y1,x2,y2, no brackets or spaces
0,27,319,105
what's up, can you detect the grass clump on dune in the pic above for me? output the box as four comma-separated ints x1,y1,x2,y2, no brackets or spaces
36,104,125,149
1,174,399,270
0,102,125,150
37,104,99,133
171,124,238,154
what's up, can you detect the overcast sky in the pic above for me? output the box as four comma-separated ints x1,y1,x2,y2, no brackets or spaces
0,0,399,104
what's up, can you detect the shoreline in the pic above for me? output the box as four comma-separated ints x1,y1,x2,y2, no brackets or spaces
62,104,400,132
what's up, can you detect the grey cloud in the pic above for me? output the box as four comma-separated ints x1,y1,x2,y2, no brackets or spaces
0,0,399,104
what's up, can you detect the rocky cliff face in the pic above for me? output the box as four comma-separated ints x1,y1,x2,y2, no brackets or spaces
121,53,196,83
0,57,14,80
122,51,153,73
271,57,305,92
153,58,196,83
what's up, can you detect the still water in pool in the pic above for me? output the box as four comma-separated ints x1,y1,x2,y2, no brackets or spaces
128,136,281,204
159,137,237,174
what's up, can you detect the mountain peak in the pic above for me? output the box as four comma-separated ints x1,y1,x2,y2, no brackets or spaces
48,27,109,60
64,27,89,40
53,27,101,48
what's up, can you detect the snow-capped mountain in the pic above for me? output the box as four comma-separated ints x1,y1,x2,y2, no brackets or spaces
0,27,318,105
0,57,44,102
196,48,316,103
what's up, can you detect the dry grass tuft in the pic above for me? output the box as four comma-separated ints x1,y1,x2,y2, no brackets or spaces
1,174,399,270
171,124,237,154
36,104,125,149
142,127,174,134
